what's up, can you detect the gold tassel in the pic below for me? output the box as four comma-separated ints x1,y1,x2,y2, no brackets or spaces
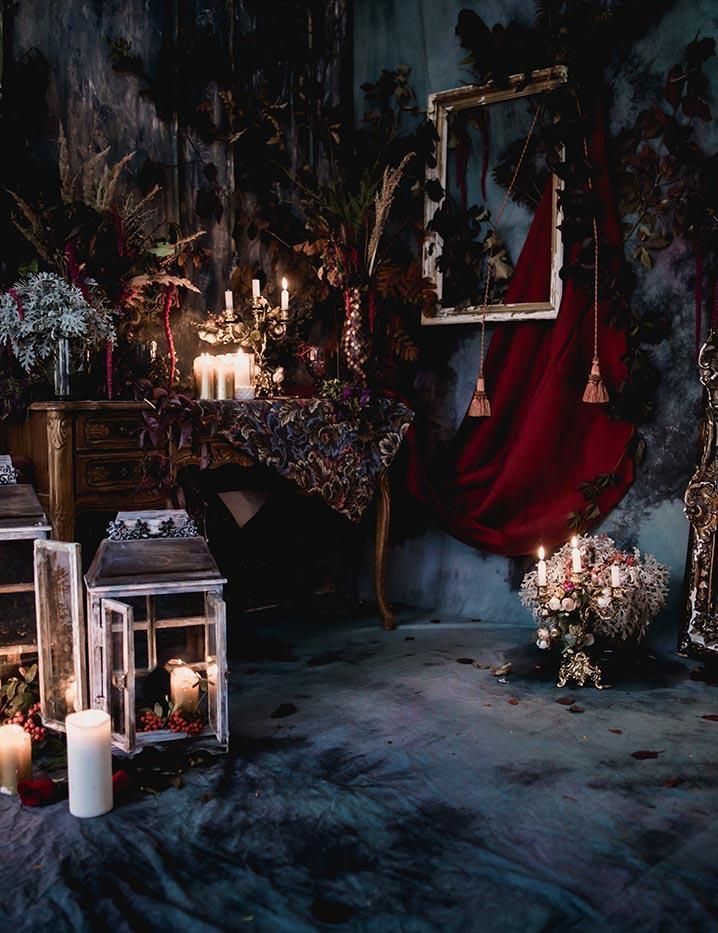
582,356,609,404
468,376,491,418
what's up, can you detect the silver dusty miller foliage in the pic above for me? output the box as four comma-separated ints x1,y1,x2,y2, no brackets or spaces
0,272,115,372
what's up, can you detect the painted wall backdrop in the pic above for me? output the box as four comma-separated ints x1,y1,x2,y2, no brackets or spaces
354,0,718,635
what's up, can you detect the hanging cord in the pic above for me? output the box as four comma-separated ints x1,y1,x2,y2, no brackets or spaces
577,99,609,404
469,102,542,418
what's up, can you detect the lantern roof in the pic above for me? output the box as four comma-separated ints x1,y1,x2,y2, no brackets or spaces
85,537,226,594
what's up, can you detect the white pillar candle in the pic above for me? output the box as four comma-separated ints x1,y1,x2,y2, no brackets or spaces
0,724,32,795
170,664,200,713
252,278,261,299
64,679,77,714
280,276,289,312
571,536,582,573
537,546,547,588
214,355,235,401
224,289,234,313
611,564,621,588
193,354,215,399
66,710,113,818
232,351,255,400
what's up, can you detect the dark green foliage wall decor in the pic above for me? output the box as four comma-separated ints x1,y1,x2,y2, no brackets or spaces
446,2,718,530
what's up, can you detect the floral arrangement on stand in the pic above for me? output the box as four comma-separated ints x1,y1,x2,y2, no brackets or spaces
520,534,669,688
296,149,437,389
0,272,115,397
4,130,202,408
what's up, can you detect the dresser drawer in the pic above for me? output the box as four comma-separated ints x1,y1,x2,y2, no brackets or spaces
76,412,144,451
75,452,144,494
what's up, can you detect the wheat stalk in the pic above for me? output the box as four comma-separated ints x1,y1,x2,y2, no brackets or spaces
366,152,413,279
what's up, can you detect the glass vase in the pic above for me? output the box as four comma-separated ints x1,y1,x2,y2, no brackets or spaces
53,337,71,399
341,287,372,387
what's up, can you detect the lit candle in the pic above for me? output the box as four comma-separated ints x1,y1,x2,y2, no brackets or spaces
280,276,289,312
224,289,234,313
66,709,113,818
170,663,200,714
537,546,547,588
65,679,77,714
252,278,261,299
232,351,255,400
193,353,215,399
611,564,621,588
214,354,235,401
571,536,582,573
0,724,32,795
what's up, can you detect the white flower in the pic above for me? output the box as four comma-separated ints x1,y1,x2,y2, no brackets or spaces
536,638,550,650
597,595,611,609
548,596,562,611
537,627,550,640
561,597,576,612
272,367,285,384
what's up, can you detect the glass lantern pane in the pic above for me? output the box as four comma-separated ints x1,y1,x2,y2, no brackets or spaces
33,541,86,730
205,592,227,746
101,598,135,753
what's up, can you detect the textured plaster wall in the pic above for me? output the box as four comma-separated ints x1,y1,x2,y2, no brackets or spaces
355,0,718,632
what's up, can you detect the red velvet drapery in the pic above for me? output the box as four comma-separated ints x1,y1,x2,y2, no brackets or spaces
408,112,634,556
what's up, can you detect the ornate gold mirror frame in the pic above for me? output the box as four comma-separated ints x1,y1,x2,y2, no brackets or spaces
422,65,567,326
681,331,718,657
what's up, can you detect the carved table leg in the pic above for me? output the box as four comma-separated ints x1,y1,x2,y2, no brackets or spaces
47,411,75,541
374,472,396,631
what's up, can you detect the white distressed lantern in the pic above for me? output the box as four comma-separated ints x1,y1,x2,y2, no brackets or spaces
84,512,228,753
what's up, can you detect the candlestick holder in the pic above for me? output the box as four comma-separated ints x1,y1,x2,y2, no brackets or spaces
521,533,668,690
556,645,604,689
196,295,288,398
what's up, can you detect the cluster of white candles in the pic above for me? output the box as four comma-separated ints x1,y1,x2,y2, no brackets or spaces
537,537,622,588
0,657,205,817
193,277,290,401
193,351,254,401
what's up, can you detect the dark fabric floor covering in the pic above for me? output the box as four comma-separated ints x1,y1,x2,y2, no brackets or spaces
3,609,718,932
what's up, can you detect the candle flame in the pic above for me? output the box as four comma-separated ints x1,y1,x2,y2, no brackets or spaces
538,546,545,560
571,536,578,548
281,276,288,290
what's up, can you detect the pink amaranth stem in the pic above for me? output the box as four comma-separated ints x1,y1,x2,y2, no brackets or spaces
163,285,177,387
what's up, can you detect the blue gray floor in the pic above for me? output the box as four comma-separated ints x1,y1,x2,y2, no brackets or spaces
3,608,718,932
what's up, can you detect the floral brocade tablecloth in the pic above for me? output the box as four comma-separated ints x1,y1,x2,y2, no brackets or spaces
197,396,414,522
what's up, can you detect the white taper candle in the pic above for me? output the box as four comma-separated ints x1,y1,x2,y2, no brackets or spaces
537,546,547,588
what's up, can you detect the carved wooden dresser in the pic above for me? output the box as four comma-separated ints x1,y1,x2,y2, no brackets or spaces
0,401,162,541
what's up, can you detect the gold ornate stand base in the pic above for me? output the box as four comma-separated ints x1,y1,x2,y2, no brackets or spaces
557,650,604,689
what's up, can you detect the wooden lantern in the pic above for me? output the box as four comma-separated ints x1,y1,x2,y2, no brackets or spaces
84,517,228,754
